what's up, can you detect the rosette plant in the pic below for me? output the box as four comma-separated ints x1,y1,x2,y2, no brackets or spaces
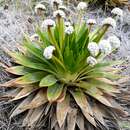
0,2,128,130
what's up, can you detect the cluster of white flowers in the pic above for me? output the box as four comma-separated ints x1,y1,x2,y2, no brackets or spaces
51,0,62,6
41,19,55,29
111,7,123,17
87,56,97,66
102,17,116,29
30,34,39,42
88,42,99,57
87,36,121,66
87,19,96,25
108,35,121,49
35,3,46,14
43,46,56,59
65,26,74,35
65,21,71,27
53,10,65,18
99,40,112,54
59,5,67,11
77,2,87,11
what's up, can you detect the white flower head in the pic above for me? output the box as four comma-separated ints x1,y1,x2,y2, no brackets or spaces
65,26,74,35
59,5,67,11
35,3,46,15
43,45,56,59
30,34,39,42
65,21,71,27
87,56,97,66
88,42,99,57
77,2,87,11
108,35,121,49
87,19,96,25
102,17,116,29
41,19,55,29
111,8,123,17
53,10,65,18
99,39,112,54
51,0,62,6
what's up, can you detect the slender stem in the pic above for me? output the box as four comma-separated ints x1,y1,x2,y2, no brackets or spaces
88,24,93,33
93,25,109,43
52,56,66,71
47,27,63,61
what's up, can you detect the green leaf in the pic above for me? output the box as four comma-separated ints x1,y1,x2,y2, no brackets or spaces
6,66,35,75
23,37,44,61
39,75,57,87
9,52,55,74
59,18,65,50
24,37,56,72
93,26,109,43
47,83,64,102
36,27,49,46
15,71,46,85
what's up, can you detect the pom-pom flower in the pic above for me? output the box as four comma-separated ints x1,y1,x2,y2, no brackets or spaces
102,17,116,29
65,26,74,35
99,39,112,54
51,0,62,6
87,19,96,25
65,21,71,27
87,56,97,66
30,34,39,42
43,45,55,59
53,10,65,18
111,7,123,17
77,2,87,11
108,35,121,49
35,3,46,15
41,19,55,29
88,42,99,57
59,5,67,11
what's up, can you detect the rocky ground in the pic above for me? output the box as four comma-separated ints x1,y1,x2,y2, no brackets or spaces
0,0,130,129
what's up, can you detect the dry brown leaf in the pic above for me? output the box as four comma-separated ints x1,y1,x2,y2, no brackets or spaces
92,103,106,126
10,94,34,118
0,79,17,87
27,105,45,126
67,108,77,130
85,88,112,107
116,76,130,84
2,88,21,98
71,90,96,127
22,109,34,126
57,95,70,128
57,87,67,103
11,86,37,101
22,89,48,109
76,113,85,130
51,113,57,129
96,78,118,85
111,0,128,5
